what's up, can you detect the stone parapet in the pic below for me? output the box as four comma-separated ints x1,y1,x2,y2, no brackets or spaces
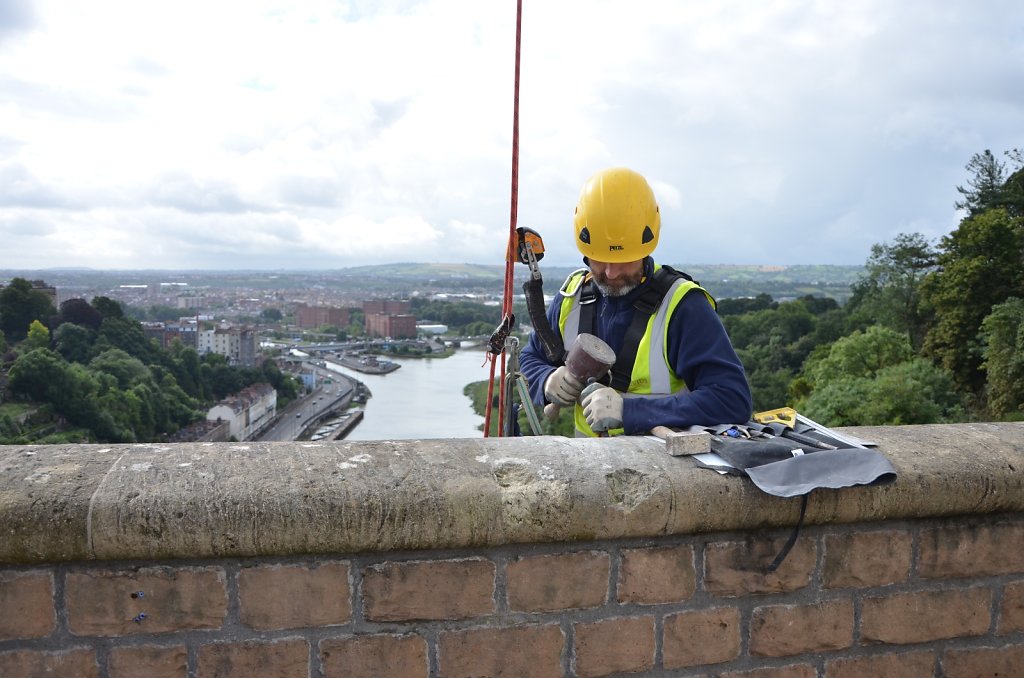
1,423,1022,564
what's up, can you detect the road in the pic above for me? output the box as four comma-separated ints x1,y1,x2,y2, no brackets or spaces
256,366,357,442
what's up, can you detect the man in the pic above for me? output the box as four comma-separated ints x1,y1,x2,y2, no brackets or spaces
519,167,753,436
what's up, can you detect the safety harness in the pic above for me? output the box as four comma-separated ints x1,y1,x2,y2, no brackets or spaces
573,263,708,390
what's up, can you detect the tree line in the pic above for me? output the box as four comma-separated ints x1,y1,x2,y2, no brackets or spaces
723,148,1024,424
0,289,299,444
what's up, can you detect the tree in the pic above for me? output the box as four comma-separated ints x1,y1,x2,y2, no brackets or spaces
979,298,1024,419
91,296,124,319
922,208,1024,395
796,327,963,426
955,149,1024,217
89,348,151,390
260,308,283,322
0,329,6,354
956,150,1007,216
53,298,103,332
847,233,938,350
0,278,56,342
24,320,50,351
53,323,96,364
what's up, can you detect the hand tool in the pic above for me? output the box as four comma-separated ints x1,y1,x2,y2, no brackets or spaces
543,333,615,420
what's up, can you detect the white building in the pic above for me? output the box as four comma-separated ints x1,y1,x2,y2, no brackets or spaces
206,383,277,441
198,327,257,366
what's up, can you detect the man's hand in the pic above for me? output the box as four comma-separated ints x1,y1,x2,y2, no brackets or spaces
543,366,585,406
581,385,623,432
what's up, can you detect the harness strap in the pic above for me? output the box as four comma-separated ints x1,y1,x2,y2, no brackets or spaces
577,278,599,337
609,266,683,391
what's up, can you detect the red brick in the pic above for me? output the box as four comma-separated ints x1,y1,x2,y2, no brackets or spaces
825,650,936,678
704,537,814,597
362,558,494,621
67,566,227,636
507,551,609,612
239,561,350,630
943,644,1024,677
0,571,55,640
573,616,655,677
861,588,991,644
320,634,427,678
439,625,564,677
919,522,1024,579
0,649,98,677
999,580,1024,634
198,639,308,677
750,600,854,657
663,607,741,669
618,545,695,605
721,665,816,678
109,645,187,678
823,530,912,588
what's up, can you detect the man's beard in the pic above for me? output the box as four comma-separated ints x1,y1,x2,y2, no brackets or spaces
592,270,643,297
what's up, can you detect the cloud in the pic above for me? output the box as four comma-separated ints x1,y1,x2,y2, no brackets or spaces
0,0,35,41
148,173,254,214
0,162,75,208
0,0,1022,270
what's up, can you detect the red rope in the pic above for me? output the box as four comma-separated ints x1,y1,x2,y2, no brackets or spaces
484,0,523,438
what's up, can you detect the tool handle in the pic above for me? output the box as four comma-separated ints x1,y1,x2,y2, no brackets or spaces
523,278,564,363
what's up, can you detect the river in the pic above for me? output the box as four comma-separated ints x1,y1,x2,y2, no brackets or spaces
324,346,493,440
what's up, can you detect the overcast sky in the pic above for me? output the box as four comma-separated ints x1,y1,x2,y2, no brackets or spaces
1,0,1022,271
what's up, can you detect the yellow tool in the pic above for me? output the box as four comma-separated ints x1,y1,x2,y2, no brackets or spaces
753,407,798,428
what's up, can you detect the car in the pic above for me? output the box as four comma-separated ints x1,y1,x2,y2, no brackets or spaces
296,413,301,418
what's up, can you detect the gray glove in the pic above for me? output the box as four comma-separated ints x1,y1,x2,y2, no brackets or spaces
543,366,585,406
581,385,624,432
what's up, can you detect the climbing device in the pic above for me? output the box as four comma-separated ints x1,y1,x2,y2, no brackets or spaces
483,0,525,437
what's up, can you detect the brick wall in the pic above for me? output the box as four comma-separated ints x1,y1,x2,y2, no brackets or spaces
3,514,1022,677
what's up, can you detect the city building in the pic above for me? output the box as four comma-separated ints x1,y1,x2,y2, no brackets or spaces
365,313,417,339
205,383,277,441
198,326,257,366
362,300,416,338
177,296,204,310
295,305,350,329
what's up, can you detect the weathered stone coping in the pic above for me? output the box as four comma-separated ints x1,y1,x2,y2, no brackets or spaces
1,423,1022,564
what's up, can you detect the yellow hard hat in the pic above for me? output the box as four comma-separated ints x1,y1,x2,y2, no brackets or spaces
573,167,660,263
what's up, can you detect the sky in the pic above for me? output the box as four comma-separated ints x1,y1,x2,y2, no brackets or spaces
1,0,1022,271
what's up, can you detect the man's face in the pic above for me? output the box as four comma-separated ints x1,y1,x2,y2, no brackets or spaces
588,258,645,297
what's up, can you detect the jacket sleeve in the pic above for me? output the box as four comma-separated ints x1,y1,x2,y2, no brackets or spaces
620,291,753,433
518,292,565,406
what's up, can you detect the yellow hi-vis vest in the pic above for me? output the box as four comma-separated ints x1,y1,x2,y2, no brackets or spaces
557,265,715,437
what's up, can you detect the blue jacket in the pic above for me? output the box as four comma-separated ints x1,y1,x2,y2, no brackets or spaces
519,258,753,433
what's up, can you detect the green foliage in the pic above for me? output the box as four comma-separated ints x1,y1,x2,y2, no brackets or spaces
802,359,964,426
717,293,776,317
0,329,6,354
25,320,50,351
54,298,103,331
804,326,911,385
847,233,937,350
955,149,1024,217
53,322,95,363
725,296,844,411
795,327,963,426
91,296,124,319
260,308,283,322
89,349,151,390
0,278,56,342
921,209,1024,395
980,298,1024,418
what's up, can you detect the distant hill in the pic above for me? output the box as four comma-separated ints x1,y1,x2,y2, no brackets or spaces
2,262,864,302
